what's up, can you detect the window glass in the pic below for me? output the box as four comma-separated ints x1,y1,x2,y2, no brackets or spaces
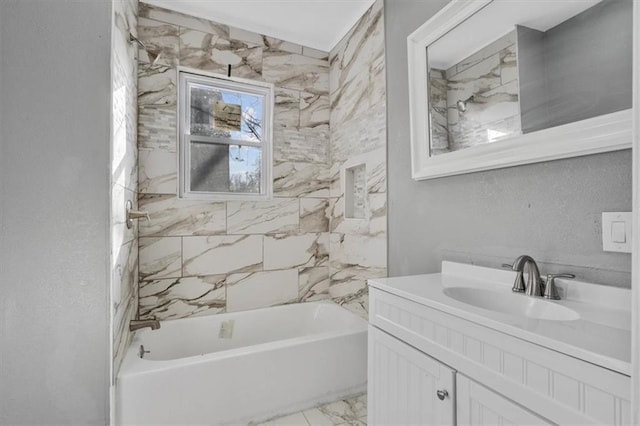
179,71,272,200
189,142,261,194
189,84,263,143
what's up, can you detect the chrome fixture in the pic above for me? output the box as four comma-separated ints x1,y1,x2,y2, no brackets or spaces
129,33,146,50
504,256,575,300
125,200,150,229
138,345,151,359
436,389,449,400
456,95,476,113
503,255,543,296
130,319,160,332
543,273,575,300
129,33,161,65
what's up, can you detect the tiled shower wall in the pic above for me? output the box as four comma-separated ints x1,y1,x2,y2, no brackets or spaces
136,4,332,320
441,31,520,151
328,0,387,317
111,0,139,377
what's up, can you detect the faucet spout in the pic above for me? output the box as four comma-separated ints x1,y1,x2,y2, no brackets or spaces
522,259,543,297
130,319,160,332
507,255,543,296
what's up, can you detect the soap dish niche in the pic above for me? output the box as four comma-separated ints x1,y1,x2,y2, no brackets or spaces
344,163,366,220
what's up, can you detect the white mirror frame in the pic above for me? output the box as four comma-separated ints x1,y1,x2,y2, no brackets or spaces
407,0,633,181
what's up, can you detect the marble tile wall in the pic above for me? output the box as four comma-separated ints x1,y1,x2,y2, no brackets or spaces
428,69,449,155
328,0,387,318
137,5,332,320
442,31,521,152
112,0,139,379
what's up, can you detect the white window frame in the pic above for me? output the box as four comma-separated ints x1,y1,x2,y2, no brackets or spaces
178,68,274,200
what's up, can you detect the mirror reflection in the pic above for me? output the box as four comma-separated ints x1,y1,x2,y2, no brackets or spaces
427,0,632,157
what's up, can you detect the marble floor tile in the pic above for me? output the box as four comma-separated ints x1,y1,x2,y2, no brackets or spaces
314,394,367,425
301,409,334,425
257,393,367,426
272,412,309,425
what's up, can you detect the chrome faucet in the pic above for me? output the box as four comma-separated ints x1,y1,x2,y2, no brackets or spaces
129,319,160,332
504,255,544,296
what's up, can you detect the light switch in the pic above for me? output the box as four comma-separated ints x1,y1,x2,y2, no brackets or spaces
602,212,632,253
611,221,626,243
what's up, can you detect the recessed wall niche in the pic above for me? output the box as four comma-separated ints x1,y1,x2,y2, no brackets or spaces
344,163,366,219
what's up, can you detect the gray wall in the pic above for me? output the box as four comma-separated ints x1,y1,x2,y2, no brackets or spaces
520,0,633,133
385,0,632,288
0,1,112,424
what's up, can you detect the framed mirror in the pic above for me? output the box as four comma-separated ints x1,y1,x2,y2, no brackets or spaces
407,0,633,180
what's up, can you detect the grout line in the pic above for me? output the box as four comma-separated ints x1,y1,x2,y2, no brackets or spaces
300,410,313,426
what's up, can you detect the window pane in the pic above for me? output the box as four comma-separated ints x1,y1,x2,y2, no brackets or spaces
190,142,262,194
189,83,264,143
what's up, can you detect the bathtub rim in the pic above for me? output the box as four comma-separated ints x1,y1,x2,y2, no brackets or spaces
118,301,367,377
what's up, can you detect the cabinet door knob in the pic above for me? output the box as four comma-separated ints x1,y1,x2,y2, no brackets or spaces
436,389,449,400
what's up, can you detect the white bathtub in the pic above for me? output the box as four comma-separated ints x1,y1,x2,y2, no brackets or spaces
116,301,367,425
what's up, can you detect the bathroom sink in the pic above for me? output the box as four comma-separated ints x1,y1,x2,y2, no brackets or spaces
443,286,580,321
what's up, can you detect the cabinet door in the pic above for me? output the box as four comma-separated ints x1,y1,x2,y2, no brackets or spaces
457,374,552,426
368,326,455,426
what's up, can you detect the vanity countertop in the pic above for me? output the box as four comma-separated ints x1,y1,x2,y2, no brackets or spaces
368,262,631,376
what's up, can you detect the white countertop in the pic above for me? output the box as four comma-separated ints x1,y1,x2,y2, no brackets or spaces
368,262,631,376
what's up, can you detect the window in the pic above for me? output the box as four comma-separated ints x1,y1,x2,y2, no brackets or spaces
179,71,273,200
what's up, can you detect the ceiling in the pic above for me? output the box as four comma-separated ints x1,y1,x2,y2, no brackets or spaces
141,0,376,52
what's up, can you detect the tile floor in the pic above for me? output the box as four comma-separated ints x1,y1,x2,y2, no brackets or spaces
254,393,367,426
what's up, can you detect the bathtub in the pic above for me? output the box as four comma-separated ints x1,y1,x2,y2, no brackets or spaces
116,301,367,425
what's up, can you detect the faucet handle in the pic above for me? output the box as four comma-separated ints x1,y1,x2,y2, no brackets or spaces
543,273,575,300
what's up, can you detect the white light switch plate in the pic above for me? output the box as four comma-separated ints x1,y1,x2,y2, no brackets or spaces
602,212,632,253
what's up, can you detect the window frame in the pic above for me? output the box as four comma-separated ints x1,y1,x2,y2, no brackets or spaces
178,68,274,201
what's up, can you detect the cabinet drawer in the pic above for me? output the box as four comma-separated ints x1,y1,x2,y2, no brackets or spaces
457,374,552,426
369,287,631,426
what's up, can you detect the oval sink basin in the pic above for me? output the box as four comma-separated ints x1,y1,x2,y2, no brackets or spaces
443,287,580,321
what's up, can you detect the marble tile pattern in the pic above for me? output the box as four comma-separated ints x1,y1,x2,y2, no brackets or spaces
328,0,387,318
179,28,263,79
429,69,450,155
254,393,367,426
139,275,225,320
137,5,334,320
435,31,521,153
112,0,139,380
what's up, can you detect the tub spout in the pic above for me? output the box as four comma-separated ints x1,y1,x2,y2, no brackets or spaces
130,319,160,332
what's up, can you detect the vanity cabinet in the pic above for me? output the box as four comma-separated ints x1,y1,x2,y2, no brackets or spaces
368,326,455,425
368,284,631,425
369,326,551,426
457,375,551,426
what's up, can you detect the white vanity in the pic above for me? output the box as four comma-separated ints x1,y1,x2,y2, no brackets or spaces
367,262,631,425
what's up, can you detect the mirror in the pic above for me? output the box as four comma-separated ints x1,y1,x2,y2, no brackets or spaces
408,0,633,180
